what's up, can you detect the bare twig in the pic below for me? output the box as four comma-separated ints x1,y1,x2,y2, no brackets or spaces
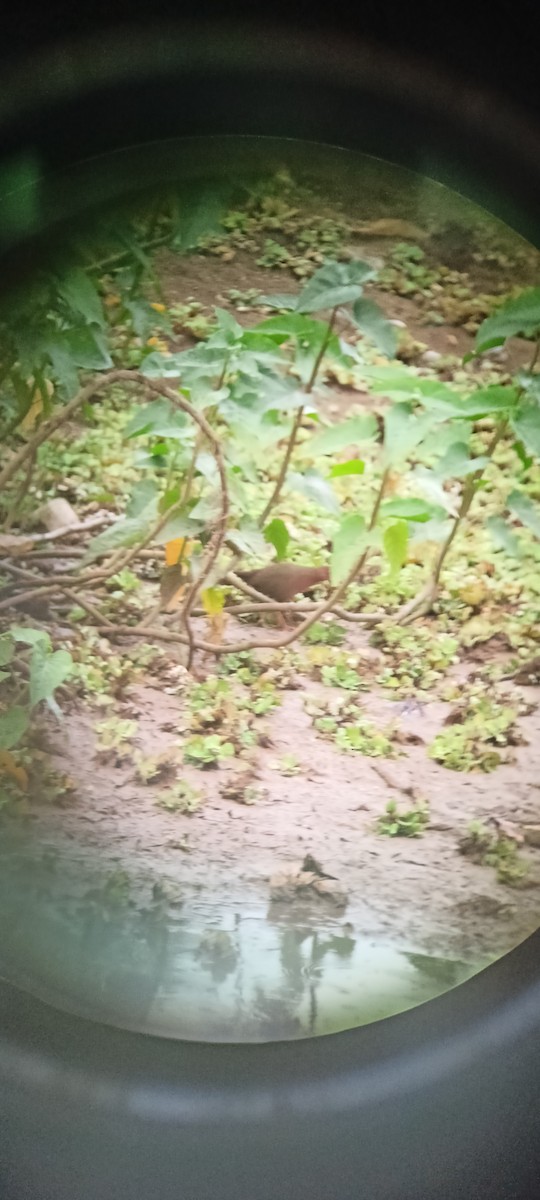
58,588,116,629
33,513,116,543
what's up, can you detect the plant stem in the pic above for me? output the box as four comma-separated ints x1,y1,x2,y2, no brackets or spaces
258,406,305,527
258,305,339,526
432,417,508,585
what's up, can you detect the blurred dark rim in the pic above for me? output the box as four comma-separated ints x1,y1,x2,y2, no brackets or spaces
0,20,539,1132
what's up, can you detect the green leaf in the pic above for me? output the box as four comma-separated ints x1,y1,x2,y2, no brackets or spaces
513,441,534,470
511,402,540,459
126,479,160,518
515,371,540,403
433,443,489,480
486,515,522,557
383,403,436,466
411,467,460,516
0,706,28,749
53,325,113,372
507,490,540,540
330,514,368,585
380,497,436,523
30,649,72,708
0,635,14,666
475,288,540,353
264,518,290,561
257,312,330,345
351,298,398,358
124,298,156,340
383,521,408,577
56,268,105,328
287,469,340,514
140,351,185,378
82,508,157,564
11,626,51,650
124,400,188,440
361,366,459,409
459,385,518,419
214,307,244,340
328,459,365,478
154,511,202,544
172,182,233,250
304,414,378,457
295,260,375,313
258,293,299,311
226,524,268,557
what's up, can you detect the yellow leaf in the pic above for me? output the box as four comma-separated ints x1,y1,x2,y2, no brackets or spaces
147,336,169,352
165,537,195,566
20,393,43,433
104,293,121,307
150,302,166,313
201,587,225,616
0,749,28,791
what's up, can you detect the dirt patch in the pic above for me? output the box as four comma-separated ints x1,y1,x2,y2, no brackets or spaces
22,647,540,966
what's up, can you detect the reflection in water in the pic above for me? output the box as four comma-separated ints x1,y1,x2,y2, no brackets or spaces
0,842,486,1041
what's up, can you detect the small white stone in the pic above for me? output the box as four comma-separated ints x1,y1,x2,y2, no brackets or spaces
422,350,442,365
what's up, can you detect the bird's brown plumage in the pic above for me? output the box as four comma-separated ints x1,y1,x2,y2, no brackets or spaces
237,563,329,602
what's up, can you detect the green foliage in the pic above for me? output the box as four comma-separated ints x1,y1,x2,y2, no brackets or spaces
0,627,73,751
274,753,302,776
95,716,138,751
460,821,530,886
287,468,340,514
507,490,540,540
475,287,540,353
429,686,521,772
377,798,429,837
373,625,459,694
379,243,438,297
155,780,203,812
351,297,398,357
0,265,113,435
330,514,369,584
382,520,409,578
264,517,290,560
303,621,346,646
0,706,29,750
183,734,235,767
321,656,365,691
218,651,261,684
305,694,393,756
303,412,379,453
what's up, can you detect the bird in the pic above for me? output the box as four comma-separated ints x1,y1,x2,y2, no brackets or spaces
236,563,329,603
